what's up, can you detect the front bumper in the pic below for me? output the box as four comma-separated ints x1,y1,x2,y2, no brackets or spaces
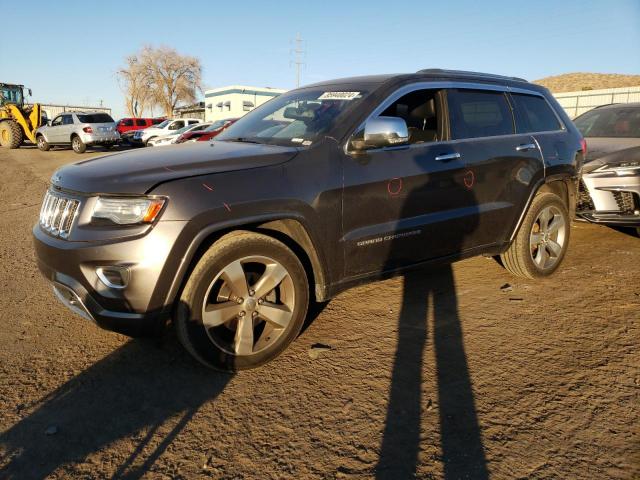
33,220,189,336
577,173,640,227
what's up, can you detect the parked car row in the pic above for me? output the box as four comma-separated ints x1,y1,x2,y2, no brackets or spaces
573,103,640,235
35,113,237,153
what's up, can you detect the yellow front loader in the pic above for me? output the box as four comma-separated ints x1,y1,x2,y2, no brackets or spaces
0,83,42,149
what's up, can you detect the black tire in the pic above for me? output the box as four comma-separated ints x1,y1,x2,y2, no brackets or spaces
175,231,309,371
0,120,23,149
145,137,156,147
36,134,50,151
500,192,570,279
71,135,86,153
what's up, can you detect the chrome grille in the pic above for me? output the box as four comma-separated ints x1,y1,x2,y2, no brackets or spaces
39,190,80,238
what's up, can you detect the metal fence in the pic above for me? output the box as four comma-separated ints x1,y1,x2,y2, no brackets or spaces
553,86,640,118
27,103,112,120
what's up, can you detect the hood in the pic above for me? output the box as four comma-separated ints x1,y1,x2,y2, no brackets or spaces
51,141,299,194
583,145,640,173
584,137,640,162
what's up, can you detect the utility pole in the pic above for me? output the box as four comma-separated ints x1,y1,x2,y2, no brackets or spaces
290,33,306,88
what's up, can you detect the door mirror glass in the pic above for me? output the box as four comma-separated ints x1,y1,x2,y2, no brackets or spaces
353,116,409,151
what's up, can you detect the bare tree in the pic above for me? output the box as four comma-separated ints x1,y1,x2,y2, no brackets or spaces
117,55,153,117
139,46,202,117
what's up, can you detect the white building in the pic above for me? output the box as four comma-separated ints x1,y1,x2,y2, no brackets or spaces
204,85,286,122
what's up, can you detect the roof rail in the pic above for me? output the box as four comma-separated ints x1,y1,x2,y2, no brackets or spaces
416,68,528,83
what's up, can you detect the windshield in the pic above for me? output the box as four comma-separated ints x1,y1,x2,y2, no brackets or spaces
77,113,114,123
174,124,195,135
216,89,369,146
204,119,229,132
1,85,23,106
575,107,640,138
155,120,170,129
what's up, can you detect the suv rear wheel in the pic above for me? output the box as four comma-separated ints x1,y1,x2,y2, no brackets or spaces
176,231,309,371
71,135,86,153
500,192,570,279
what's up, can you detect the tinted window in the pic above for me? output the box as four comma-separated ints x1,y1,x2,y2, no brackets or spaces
188,120,199,125
574,107,640,138
62,115,74,125
77,113,114,123
135,119,147,126
379,88,441,144
151,118,164,125
122,119,134,126
511,93,561,133
448,90,513,139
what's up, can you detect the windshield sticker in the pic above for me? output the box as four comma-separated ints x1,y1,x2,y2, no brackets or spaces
318,91,360,101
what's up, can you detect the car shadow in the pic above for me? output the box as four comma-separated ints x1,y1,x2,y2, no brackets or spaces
374,154,489,478
0,327,232,480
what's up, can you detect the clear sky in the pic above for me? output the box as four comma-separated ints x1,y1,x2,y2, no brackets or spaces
1,0,638,120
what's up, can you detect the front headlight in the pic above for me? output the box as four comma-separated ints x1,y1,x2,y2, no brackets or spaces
594,162,640,176
92,197,166,225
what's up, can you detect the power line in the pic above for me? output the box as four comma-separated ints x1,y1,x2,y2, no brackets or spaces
290,33,306,88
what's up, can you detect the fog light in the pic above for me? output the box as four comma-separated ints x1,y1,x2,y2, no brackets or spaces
96,266,130,289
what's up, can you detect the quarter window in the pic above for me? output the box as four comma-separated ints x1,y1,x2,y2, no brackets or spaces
511,93,561,133
447,89,514,139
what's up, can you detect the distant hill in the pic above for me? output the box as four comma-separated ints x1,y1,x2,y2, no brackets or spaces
534,73,640,93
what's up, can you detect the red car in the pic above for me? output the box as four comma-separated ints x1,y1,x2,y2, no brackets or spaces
175,118,238,143
116,117,165,135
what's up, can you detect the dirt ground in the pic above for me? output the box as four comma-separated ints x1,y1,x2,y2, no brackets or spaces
0,145,638,479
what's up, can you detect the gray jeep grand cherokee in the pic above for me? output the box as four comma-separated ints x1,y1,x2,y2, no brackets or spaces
33,69,584,370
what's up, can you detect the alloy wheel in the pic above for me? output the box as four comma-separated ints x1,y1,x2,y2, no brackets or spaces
529,205,566,270
201,256,295,356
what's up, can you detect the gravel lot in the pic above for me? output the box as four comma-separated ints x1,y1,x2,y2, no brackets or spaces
1,145,639,479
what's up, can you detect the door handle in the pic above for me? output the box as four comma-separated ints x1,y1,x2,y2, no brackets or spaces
434,152,461,162
516,143,537,152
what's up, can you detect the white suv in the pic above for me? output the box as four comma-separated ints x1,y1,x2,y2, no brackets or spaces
35,111,120,154
130,118,201,146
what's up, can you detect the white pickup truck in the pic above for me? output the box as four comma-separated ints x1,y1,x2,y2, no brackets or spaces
130,118,201,146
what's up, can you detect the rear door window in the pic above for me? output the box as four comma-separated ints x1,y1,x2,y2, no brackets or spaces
62,115,74,125
447,89,514,139
511,93,562,133
135,119,147,127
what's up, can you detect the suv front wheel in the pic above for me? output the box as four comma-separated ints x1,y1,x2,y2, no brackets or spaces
176,231,309,371
501,192,570,279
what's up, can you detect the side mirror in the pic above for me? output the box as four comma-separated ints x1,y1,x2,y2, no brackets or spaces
352,116,409,151
28,88,33,97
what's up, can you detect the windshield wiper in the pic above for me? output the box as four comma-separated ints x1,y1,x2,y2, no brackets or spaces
224,137,262,144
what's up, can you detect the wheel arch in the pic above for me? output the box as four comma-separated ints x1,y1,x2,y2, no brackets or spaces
509,175,576,242
163,215,330,314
